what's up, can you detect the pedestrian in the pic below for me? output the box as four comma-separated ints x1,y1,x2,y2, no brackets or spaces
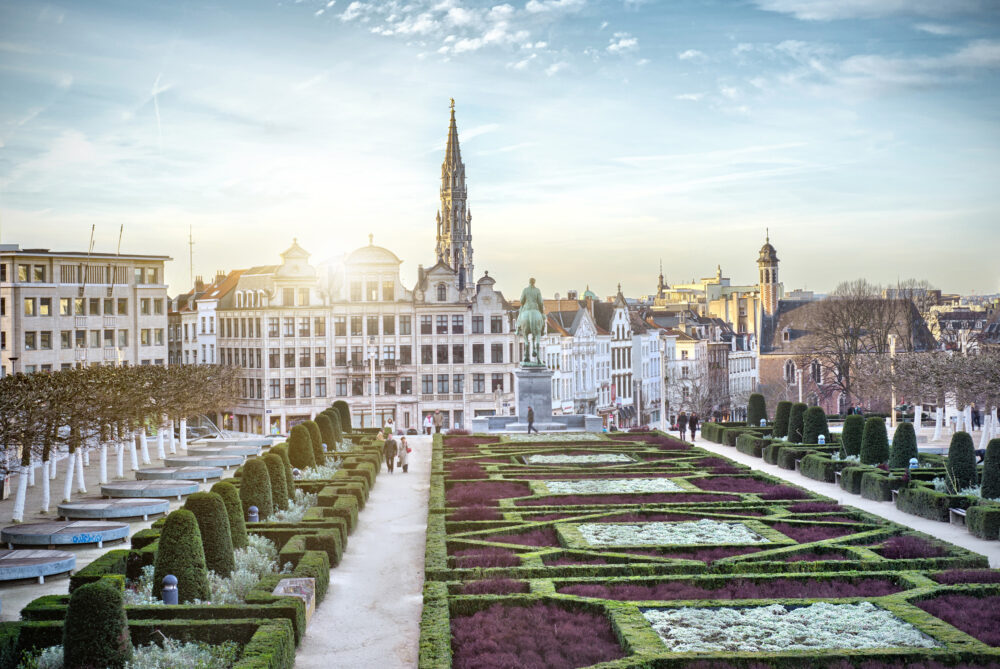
972,403,981,430
527,406,538,434
383,434,398,474
376,429,385,441
384,416,395,434
689,412,699,440
398,436,410,473
677,411,688,439
424,414,433,435
433,409,444,434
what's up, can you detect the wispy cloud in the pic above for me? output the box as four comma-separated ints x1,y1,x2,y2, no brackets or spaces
753,0,987,21
914,23,962,36
607,32,638,54
678,49,706,61
674,92,704,101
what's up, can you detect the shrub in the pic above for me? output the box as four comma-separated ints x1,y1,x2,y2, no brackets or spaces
860,470,902,501
332,400,352,432
558,577,899,601
916,594,1000,646
747,393,767,426
268,443,295,498
982,439,1000,499
789,502,844,513
773,401,792,439
451,548,521,568
967,505,1000,540
860,417,889,465
288,424,316,469
887,422,918,470
802,406,829,445
934,569,1000,584
877,535,948,559
841,414,864,456
63,578,132,669
839,465,873,494
262,453,289,509
304,420,325,465
947,431,978,491
447,482,531,506
183,492,235,577
460,579,529,595
483,528,560,547
209,481,248,550
896,485,971,522
787,403,807,443
239,457,274,521
326,409,343,446
316,414,336,458
152,508,210,602
770,522,857,542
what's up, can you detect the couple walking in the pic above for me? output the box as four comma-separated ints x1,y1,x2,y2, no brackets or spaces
383,432,410,474
677,411,699,441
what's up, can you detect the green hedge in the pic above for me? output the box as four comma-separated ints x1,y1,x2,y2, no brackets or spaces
231,619,296,669
799,454,848,483
967,504,1000,540
895,485,975,522
735,433,772,458
859,471,903,501
838,465,874,495
841,414,864,457
747,393,767,426
772,401,792,439
947,431,978,491
70,549,128,592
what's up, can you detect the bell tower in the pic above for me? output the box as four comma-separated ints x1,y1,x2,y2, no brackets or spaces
757,229,780,316
435,98,474,292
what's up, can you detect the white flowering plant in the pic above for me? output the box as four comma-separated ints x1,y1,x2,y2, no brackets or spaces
525,453,633,465
544,478,684,495
577,520,771,547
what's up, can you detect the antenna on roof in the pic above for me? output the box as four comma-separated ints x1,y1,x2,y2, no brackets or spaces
117,224,123,255
189,225,194,288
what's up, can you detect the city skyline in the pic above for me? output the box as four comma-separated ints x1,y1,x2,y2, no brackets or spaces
2,0,999,297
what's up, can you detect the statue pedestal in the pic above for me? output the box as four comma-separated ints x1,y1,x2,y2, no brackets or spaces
515,365,553,419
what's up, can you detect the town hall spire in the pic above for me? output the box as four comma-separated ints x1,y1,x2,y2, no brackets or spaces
436,98,474,292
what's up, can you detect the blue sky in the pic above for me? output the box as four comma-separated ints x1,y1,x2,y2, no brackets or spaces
1,0,998,297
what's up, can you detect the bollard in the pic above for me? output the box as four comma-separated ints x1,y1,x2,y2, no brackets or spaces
248,505,259,523
818,434,826,445
760,419,767,428
322,443,328,452
909,457,919,470
292,468,302,480
162,574,178,605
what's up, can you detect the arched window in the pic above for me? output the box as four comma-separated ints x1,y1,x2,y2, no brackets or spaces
258,290,266,307
235,292,243,309
437,284,447,301
811,360,822,384
784,359,796,384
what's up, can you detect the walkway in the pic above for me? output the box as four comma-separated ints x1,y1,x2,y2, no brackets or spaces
690,432,1000,568
296,435,432,669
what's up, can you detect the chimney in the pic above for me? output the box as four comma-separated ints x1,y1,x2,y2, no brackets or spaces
585,295,594,317
194,275,205,292
216,270,226,283
567,289,578,300
417,264,425,286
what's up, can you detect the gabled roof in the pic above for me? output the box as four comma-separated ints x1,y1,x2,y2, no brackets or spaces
200,270,246,301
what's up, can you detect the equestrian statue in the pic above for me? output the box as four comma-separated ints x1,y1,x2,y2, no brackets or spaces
516,278,545,365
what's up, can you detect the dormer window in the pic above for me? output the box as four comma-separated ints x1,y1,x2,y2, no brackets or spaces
782,328,790,342
437,284,447,302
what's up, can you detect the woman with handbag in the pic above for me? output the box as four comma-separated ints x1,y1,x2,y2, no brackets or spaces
398,436,410,473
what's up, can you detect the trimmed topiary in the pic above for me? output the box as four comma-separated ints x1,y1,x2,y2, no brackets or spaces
787,403,807,443
888,422,918,470
327,409,343,448
153,508,210,603
63,577,132,669
269,443,296,500
802,406,829,445
747,393,767,427
842,414,864,457
947,431,977,492
860,417,889,466
263,453,289,509
773,401,792,439
288,424,316,469
981,439,1000,500
239,457,274,521
333,400,352,433
183,492,235,577
316,414,336,458
209,480,247,550
304,420,325,465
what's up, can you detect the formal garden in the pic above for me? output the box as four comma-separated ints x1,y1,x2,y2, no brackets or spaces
1,399,385,669
420,428,1000,668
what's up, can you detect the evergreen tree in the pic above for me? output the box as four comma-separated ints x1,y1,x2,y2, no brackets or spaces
946,431,977,491
787,403,807,443
239,457,274,520
304,420,325,465
980,438,1000,500
63,578,132,669
802,406,829,445
860,417,889,466
888,422,918,470
152,508,210,602
841,414,864,457
263,453,289,509
773,401,792,439
333,400,352,433
209,480,248,550
747,393,767,427
183,492,235,576
288,424,316,469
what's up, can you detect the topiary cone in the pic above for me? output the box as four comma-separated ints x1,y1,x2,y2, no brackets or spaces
333,400,351,433
316,413,336,459
747,393,767,427
288,424,316,469
63,578,132,669
327,409,343,449
773,401,792,439
239,457,274,521
153,508,210,603
263,453,289,509
842,414,864,456
888,422,918,470
210,480,248,550
802,406,829,445
981,438,1000,499
946,431,977,492
860,417,890,466
304,420,325,465
184,491,235,577
269,443,295,500
787,403,807,443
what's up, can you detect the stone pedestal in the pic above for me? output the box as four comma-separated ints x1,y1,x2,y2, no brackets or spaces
515,365,553,420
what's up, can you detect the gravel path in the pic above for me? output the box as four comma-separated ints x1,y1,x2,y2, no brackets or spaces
295,435,432,669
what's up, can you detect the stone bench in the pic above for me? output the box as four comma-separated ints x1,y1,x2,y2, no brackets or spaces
0,549,76,584
101,480,199,501
59,498,170,521
1,521,129,549
949,508,967,527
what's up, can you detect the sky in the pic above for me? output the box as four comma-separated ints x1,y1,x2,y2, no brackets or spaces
1,0,999,298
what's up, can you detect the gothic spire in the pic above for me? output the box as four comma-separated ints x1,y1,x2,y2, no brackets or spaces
435,98,473,293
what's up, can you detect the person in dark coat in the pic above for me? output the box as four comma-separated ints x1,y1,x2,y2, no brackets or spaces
383,436,398,474
689,412,700,440
527,406,538,434
677,411,688,439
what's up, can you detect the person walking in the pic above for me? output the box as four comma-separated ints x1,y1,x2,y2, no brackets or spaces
527,406,538,434
433,410,444,434
384,417,395,434
972,403,981,430
383,434,398,474
424,414,433,436
689,412,700,440
398,436,410,473
677,411,688,439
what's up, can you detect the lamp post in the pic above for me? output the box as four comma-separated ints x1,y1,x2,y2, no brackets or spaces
659,336,667,433
888,333,898,429
367,335,377,429
796,368,803,403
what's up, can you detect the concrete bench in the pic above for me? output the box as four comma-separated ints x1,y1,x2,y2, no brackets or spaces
949,507,967,527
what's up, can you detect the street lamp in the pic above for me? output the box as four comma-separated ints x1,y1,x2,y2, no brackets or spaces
888,333,897,428
659,336,667,433
367,335,377,429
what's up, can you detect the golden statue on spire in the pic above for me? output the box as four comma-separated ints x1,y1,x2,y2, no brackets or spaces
449,97,455,110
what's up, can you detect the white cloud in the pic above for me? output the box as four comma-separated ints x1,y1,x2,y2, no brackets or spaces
525,0,585,13
837,39,1000,88
674,92,704,101
607,32,638,54
753,0,985,21
546,61,568,75
719,85,741,99
678,49,706,61
914,23,961,35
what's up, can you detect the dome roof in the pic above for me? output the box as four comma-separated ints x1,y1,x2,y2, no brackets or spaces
757,234,778,263
583,286,598,299
346,242,402,266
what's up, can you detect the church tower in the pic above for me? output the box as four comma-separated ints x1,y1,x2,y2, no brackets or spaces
757,230,780,316
435,99,474,292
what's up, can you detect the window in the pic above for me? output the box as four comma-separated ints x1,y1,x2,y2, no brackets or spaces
61,331,72,349
282,288,294,306
85,298,98,315
352,378,364,396
154,329,164,346
72,297,85,315
453,374,464,394
401,377,412,395
117,298,128,315
490,343,503,363
298,318,310,337
269,348,280,368
452,315,464,334
75,330,86,348
382,345,395,360
32,265,45,282
382,280,394,302
384,377,396,395
39,331,51,349
437,284,447,301
335,347,347,366
300,348,311,367
0,263,5,281
268,317,279,337
452,344,464,363
270,379,281,399
283,318,294,337
314,317,326,336
154,299,164,315
24,331,36,350
240,318,247,338
117,330,128,347
350,316,362,336
300,378,311,398
421,345,433,364
782,330,790,342
399,315,411,335
336,379,348,396
420,316,432,335
334,316,346,336
90,330,101,348
284,348,295,367
350,281,362,302
491,373,504,391
436,344,448,363
367,315,378,336
285,378,296,398
421,375,433,394
39,298,51,316
784,360,796,384
473,373,485,394
436,315,448,334
315,377,327,397
681,350,688,360
472,344,484,364
298,288,310,306
437,374,449,393
315,347,326,367
104,329,114,347
400,345,412,365
60,298,71,316
366,281,378,301
24,298,36,316
382,314,394,335
141,298,151,315
351,346,362,364
490,316,503,334
811,360,822,384
472,315,484,333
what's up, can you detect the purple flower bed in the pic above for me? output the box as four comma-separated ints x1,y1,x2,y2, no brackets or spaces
483,528,561,547
789,502,844,513
601,512,699,522
516,493,739,506
448,482,532,507
611,434,691,449
877,535,949,559
544,555,609,566
460,578,529,595
450,548,521,568
559,576,900,601
447,461,487,479
692,476,810,500
782,551,851,562
451,602,626,669
689,661,1000,669
917,594,1000,646
526,512,578,521
519,472,684,480
626,546,765,562
933,569,1000,585
770,522,859,543
449,506,502,521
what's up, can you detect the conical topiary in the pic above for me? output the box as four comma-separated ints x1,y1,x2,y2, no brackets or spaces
842,414,864,456
153,508,210,602
304,420,325,465
288,424,316,469
747,393,767,427
802,406,829,445
316,414,336,458
946,431,977,492
333,400,352,433
63,578,132,669
183,492,235,577
239,457,273,521
787,403,807,443
263,453,289,509
888,422,918,470
210,480,247,549
980,438,1000,500
269,443,295,500
860,417,889,466
773,401,792,439
326,409,343,449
